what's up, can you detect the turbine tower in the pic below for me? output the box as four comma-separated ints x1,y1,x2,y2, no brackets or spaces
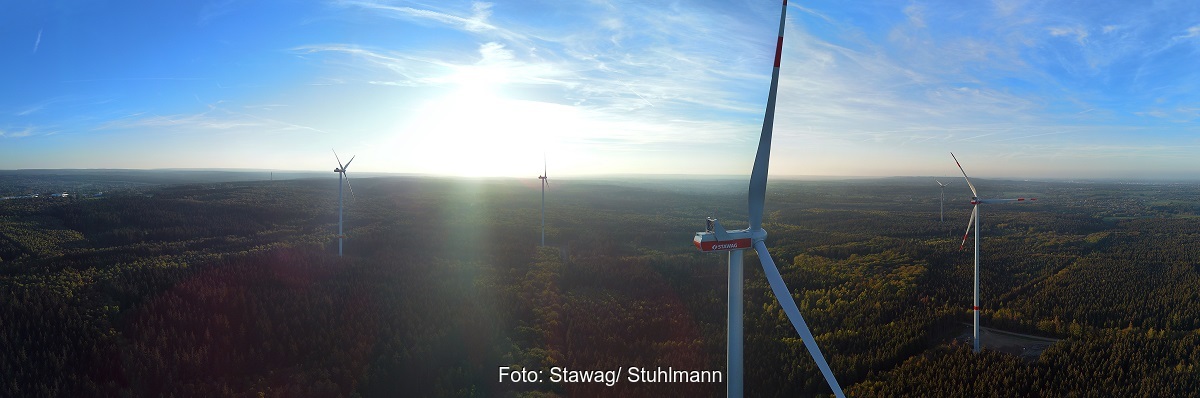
539,154,548,247
952,152,1036,353
333,150,355,257
936,179,951,222
693,1,844,396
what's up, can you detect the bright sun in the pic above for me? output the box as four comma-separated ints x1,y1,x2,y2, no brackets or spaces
394,64,581,177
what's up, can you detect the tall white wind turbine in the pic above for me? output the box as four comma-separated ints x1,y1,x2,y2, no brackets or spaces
693,1,844,396
539,154,548,247
952,153,1036,353
936,179,951,222
333,150,355,257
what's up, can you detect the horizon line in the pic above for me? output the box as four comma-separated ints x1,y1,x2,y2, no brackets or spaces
1,168,1198,183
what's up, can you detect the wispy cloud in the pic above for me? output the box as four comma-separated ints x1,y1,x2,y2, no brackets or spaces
1,129,33,138
243,104,288,111
300,0,769,117
96,103,332,136
1047,26,1089,45
333,0,528,44
33,29,42,53
198,0,237,25
1176,25,1200,39
293,44,455,86
792,4,835,25
904,4,926,29
16,96,73,116
60,77,207,84
17,104,46,117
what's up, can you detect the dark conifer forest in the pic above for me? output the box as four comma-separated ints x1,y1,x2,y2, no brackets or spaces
1,173,1198,397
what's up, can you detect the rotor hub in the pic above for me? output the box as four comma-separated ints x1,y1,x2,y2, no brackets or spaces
750,227,768,243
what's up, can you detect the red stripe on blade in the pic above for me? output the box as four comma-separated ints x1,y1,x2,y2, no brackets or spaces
774,37,784,67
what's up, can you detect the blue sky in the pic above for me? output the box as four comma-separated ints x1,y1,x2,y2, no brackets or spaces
2,0,1198,179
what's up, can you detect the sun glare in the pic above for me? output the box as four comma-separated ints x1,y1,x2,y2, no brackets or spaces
392,66,564,177
450,65,509,97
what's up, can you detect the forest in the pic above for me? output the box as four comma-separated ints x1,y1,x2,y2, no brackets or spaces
1,173,1198,397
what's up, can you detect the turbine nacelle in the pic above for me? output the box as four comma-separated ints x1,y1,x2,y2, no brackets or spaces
693,218,767,252
694,218,753,252
333,150,355,175
539,153,548,183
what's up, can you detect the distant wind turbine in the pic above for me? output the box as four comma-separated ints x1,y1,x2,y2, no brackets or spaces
936,179,951,222
333,150,355,257
539,154,548,247
952,152,1037,353
693,1,844,396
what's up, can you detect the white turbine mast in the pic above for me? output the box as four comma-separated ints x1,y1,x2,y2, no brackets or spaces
539,153,548,247
936,179,951,222
693,1,844,396
333,149,355,257
951,152,1036,353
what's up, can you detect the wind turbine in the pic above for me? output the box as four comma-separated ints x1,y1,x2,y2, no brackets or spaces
936,179,951,222
693,1,844,396
952,152,1036,353
333,150,355,257
539,154,548,247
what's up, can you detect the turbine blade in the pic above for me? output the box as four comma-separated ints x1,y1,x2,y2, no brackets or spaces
960,205,977,250
343,173,354,195
935,179,943,186
748,0,788,231
333,149,344,169
950,152,978,197
343,155,355,170
753,240,845,398
543,153,547,179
